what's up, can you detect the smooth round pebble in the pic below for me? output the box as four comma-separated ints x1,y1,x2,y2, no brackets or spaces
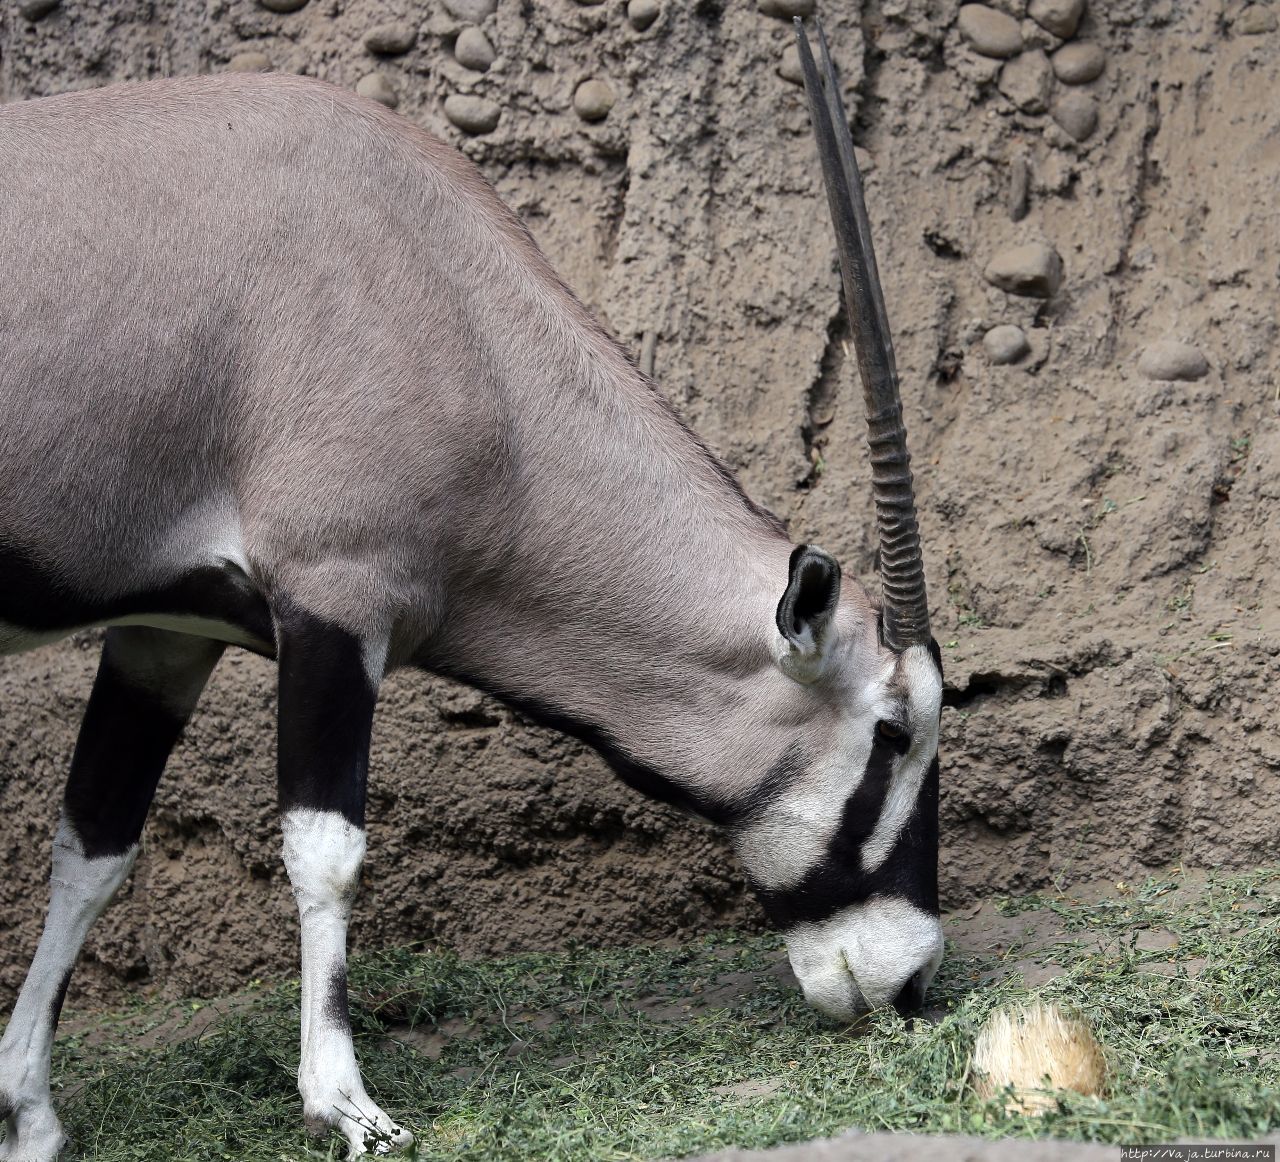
364,22,417,55
1028,0,1084,39
998,49,1053,113
258,0,308,12
628,0,660,30
227,51,272,72
444,94,501,134
1051,41,1105,83
1137,340,1209,382
779,43,804,85
957,4,1023,58
443,0,496,21
18,0,60,19
984,242,1063,298
356,72,399,109
1051,91,1098,140
573,78,615,122
757,0,816,18
984,325,1030,365
455,27,496,71
575,0,606,5
1237,4,1278,33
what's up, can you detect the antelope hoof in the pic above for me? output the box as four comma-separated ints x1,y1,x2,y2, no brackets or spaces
304,1095,414,1159
0,1097,69,1162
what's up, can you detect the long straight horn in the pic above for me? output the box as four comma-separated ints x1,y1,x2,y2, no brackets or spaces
794,18,931,652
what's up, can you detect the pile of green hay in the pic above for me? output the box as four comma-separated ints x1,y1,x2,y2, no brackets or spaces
32,867,1280,1161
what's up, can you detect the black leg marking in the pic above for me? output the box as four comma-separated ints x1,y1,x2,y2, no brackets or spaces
276,603,378,825
47,968,74,1030
325,965,352,1035
64,628,225,858
276,606,412,1153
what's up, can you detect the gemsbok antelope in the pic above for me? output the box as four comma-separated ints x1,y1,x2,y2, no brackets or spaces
0,19,944,1160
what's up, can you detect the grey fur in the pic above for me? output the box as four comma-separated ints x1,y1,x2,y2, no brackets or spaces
0,75,945,1157
0,74,897,807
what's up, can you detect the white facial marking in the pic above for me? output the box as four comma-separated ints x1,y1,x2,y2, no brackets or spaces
281,810,413,1157
733,703,877,890
0,820,136,1161
861,645,943,874
785,897,944,1021
737,641,940,892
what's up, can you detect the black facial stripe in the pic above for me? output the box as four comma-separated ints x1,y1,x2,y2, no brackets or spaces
0,543,275,654
426,664,762,826
754,753,940,928
927,637,944,680
275,600,378,827
730,739,808,825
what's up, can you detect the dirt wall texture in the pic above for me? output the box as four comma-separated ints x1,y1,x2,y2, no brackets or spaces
1,0,1278,1008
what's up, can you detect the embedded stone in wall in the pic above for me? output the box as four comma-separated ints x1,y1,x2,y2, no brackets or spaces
779,43,804,86
1008,154,1030,221
1051,41,1105,83
1051,90,1098,141
18,0,60,20
628,0,660,31
1237,5,1278,34
1028,0,1084,39
573,79,616,123
364,22,418,56
998,48,1053,113
455,27,496,72
258,0,308,12
984,242,1063,298
443,0,497,22
445,94,501,134
957,5,1023,58
356,72,399,109
984,324,1029,365
757,0,816,18
226,51,272,72
1137,341,1209,382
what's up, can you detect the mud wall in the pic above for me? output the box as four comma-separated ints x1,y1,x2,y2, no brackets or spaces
1,0,1278,1006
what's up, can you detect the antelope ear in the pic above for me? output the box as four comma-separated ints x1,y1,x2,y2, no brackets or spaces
775,545,841,683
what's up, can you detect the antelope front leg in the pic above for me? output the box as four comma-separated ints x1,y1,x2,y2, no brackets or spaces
276,607,412,1159
0,823,134,1162
1,628,223,1162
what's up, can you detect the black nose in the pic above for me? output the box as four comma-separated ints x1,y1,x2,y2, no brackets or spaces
891,969,927,1017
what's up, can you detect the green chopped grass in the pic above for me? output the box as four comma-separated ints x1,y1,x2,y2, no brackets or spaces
29,866,1280,1160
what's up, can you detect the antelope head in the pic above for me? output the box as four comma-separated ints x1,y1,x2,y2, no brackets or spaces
728,20,944,1020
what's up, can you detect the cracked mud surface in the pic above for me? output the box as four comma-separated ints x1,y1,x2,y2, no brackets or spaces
2,0,1278,1008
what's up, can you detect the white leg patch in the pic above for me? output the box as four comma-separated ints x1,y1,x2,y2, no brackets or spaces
281,810,413,1159
861,646,943,874
0,821,136,1162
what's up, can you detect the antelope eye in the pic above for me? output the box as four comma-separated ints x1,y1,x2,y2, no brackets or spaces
876,720,906,741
